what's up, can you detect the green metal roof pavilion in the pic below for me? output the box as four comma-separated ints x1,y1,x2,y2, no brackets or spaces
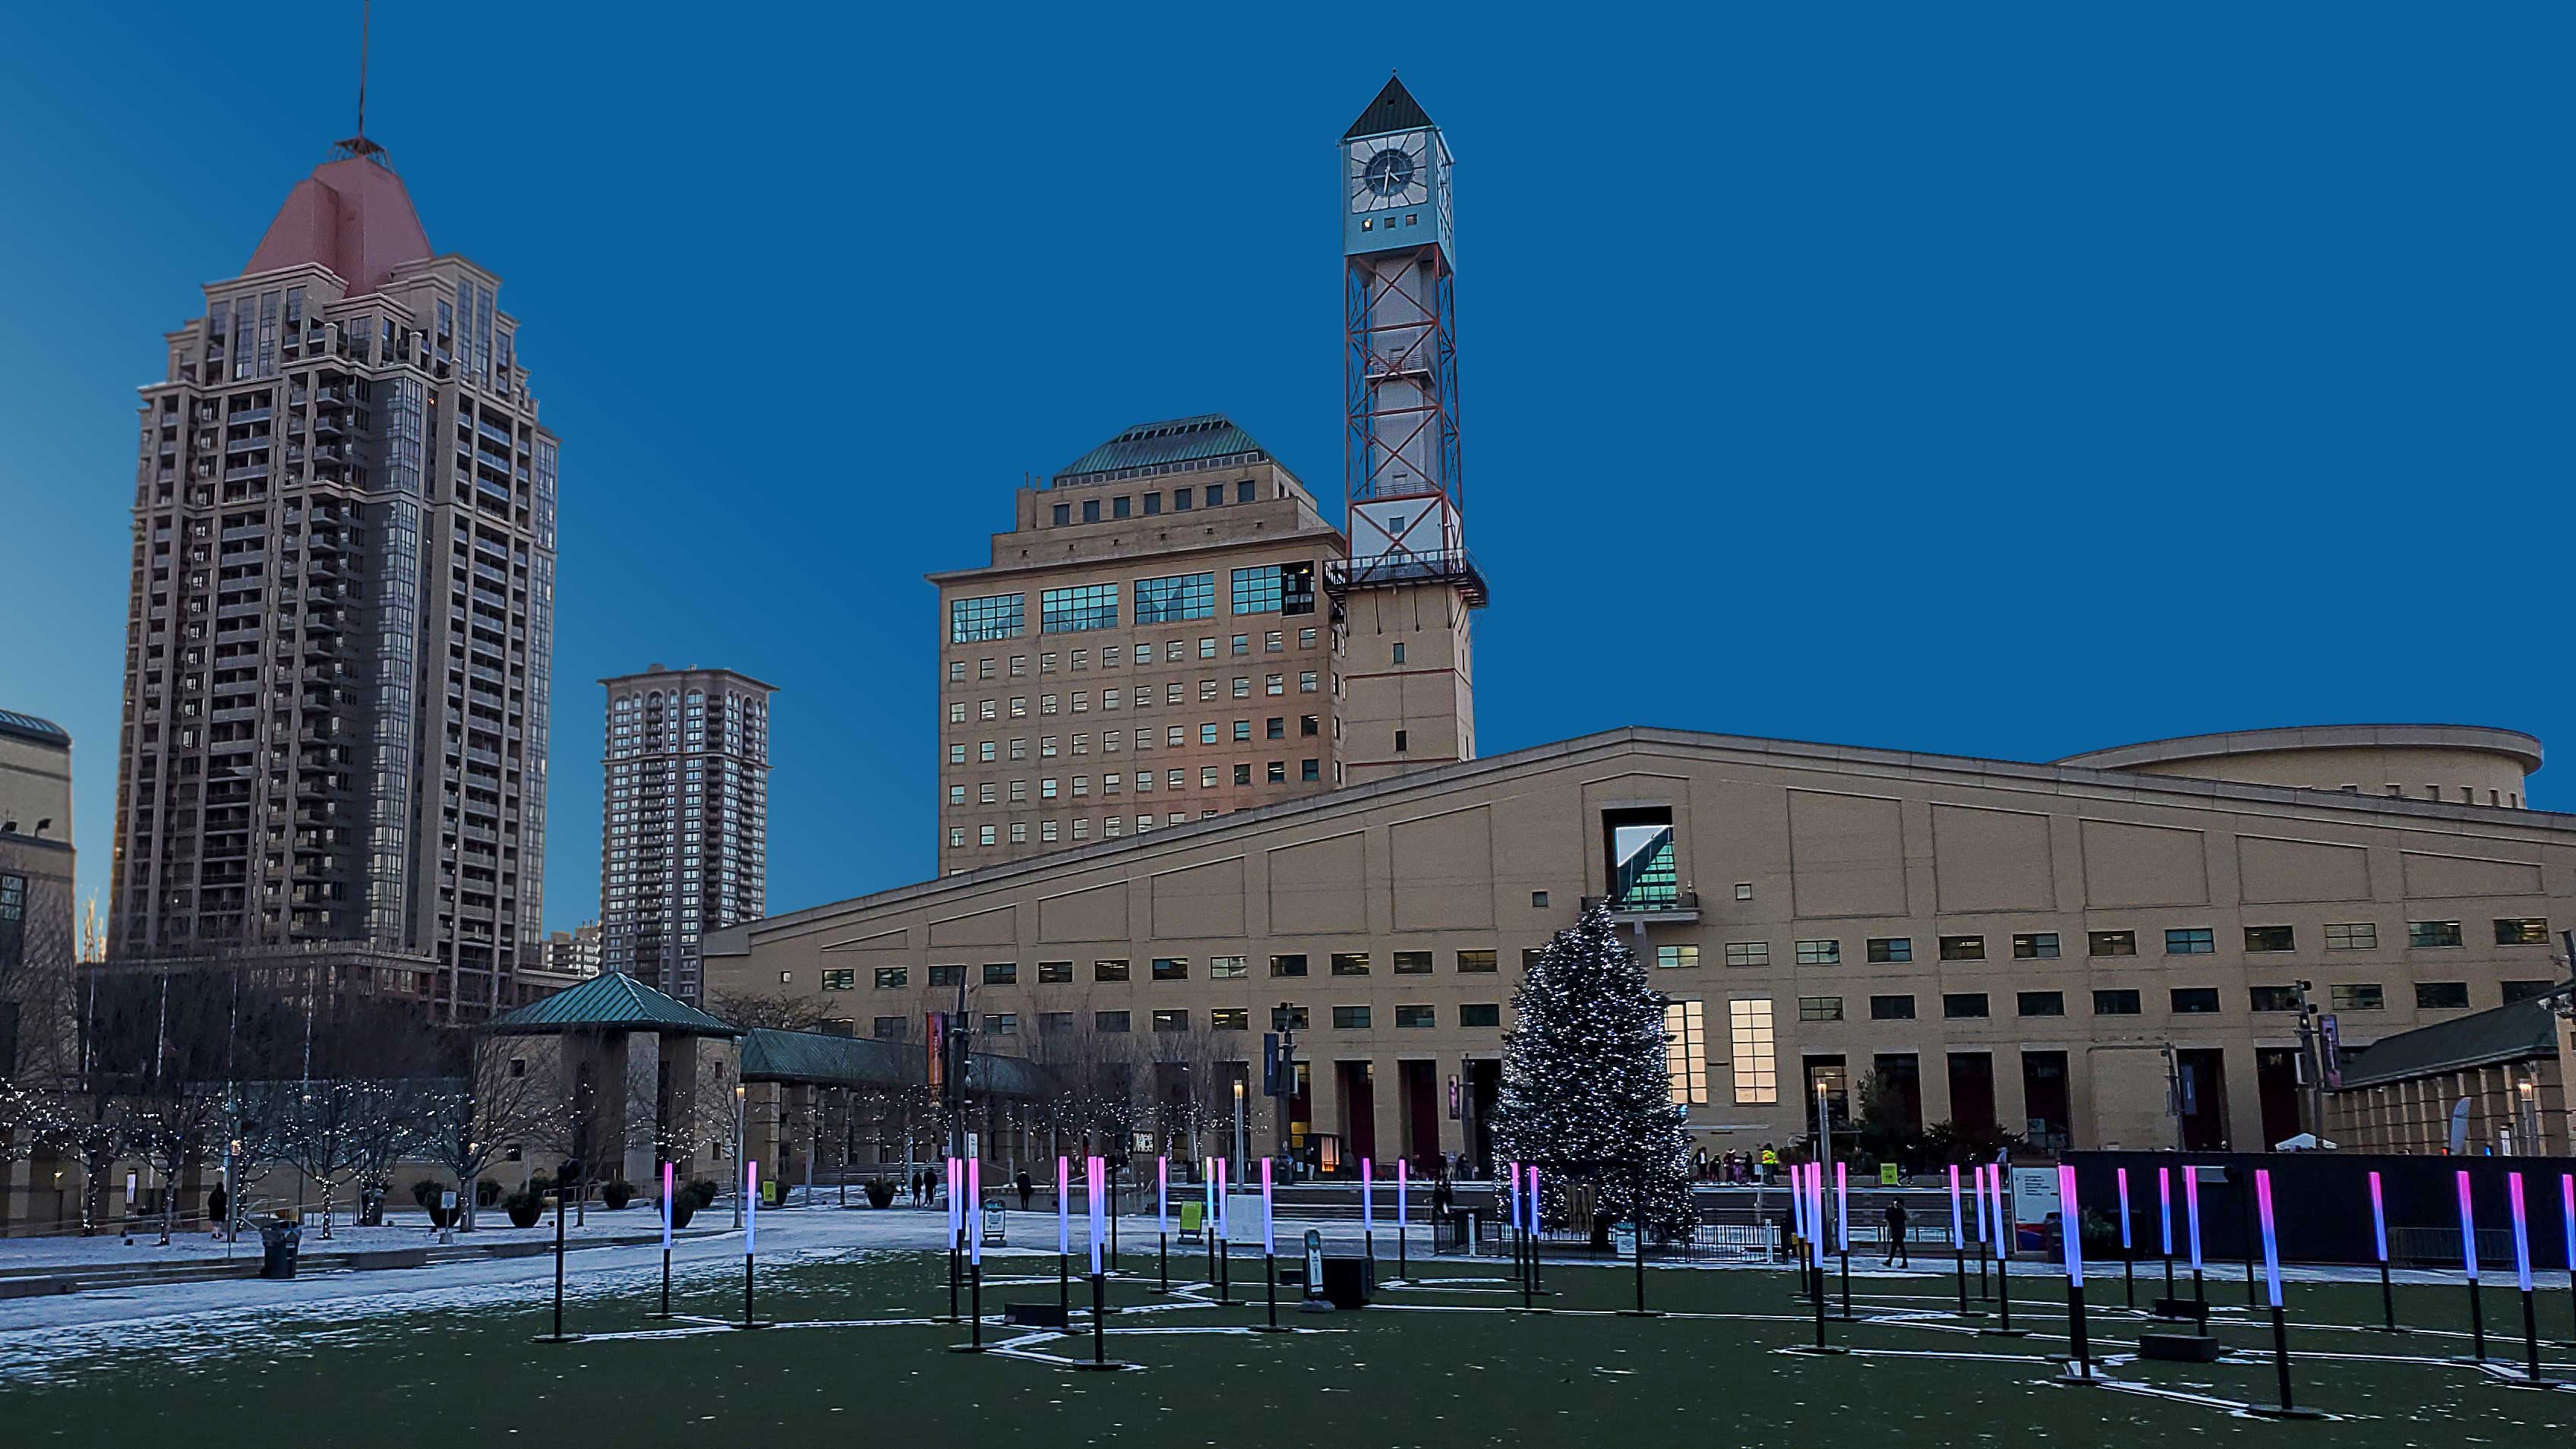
484,970,743,1037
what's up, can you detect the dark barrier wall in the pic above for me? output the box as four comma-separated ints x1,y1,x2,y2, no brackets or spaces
2066,1151,2576,1270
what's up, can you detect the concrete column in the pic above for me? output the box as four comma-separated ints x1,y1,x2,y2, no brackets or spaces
621,1030,662,1186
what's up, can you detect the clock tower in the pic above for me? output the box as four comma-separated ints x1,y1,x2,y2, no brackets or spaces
1329,74,1485,784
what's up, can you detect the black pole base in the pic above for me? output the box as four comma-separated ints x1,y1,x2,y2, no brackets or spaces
946,1343,989,1354
1069,1359,1138,1370
731,1321,774,1331
532,1334,583,1345
1248,1324,1295,1334
1978,1327,2033,1338
2246,1404,2327,1420
1616,1309,1668,1318
1780,1344,1852,1356
2047,1358,2103,1385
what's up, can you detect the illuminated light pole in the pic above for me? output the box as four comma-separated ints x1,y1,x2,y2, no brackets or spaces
2562,1174,2576,1346
648,1160,675,1320
2057,1165,2095,1383
1506,1159,1525,1305
1157,1154,1170,1293
952,1157,986,1353
2460,1169,2488,1362
2511,1171,2555,1384
2158,1166,2176,1302
2185,1165,2207,1310
1785,1163,1846,1355
1981,1164,2025,1338
731,1084,746,1230
1948,1164,1969,1316
1396,1159,1410,1280
1078,1155,1117,1368
1254,1156,1286,1334
945,1156,962,1324
2370,1170,2398,1333
1056,1154,1072,1320
2117,1167,2135,1312
1834,1160,1852,1321
1526,1164,1545,1301
2246,1167,2321,1418
738,1156,764,1329
1362,1157,1376,1280
1971,1163,1990,1299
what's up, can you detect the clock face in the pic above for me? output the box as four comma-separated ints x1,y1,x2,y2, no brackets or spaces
1350,131,1432,213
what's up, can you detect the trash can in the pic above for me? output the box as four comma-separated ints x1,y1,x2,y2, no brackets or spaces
1320,1255,1376,1309
258,1219,301,1280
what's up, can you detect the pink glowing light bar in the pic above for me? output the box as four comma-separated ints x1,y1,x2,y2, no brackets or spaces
746,1157,759,1255
2369,1170,2388,1264
1261,1155,1276,1252
948,1157,962,1239
662,1160,675,1249
2059,1164,2085,1288
1507,1161,1522,1231
2254,1168,2281,1309
1088,1156,1105,1276
1527,1165,1541,1237
968,1157,983,1266
1363,1158,1375,1233
1947,1163,1963,1249
1835,1161,1849,1253
1398,1158,1410,1227
1971,1161,1988,1245
2510,1172,2533,1293
2562,1176,2574,1271
1158,1155,1170,1234
2116,1167,2132,1252
2184,1165,2203,1270
1057,1155,1071,1255
2458,1170,2480,1283
2158,1166,2173,1255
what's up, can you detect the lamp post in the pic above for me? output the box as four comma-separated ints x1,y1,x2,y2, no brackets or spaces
732,1083,747,1230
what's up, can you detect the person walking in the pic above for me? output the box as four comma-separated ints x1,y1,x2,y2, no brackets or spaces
1759,1143,1779,1186
1015,1168,1034,1211
1882,1197,1909,1267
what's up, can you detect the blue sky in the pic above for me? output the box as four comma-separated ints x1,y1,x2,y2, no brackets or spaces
3,4,2570,934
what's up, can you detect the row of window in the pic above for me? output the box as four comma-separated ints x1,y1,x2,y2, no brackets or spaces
950,759,1325,804
863,1002,1504,1039
1793,978,2555,1022
943,716,1327,766
945,677,1322,721
1047,478,1264,528
1662,918,2552,969
824,949,1508,991
950,566,1318,643
949,629,1320,681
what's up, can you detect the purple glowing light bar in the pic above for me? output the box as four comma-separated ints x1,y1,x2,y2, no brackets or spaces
968,1157,983,1266
746,1157,759,1254
2184,1166,2203,1271
2116,1167,2132,1251
2158,1167,2173,1255
2510,1172,2533,1294
1527,1165,1541,1238
2458,1170,2480,1283
2254,1168,2281,1309
1398,1158,1409,1226
1158,1155,1170,1234
948,1157,962,1238
2369,1170,2388,1264
1835,1161,1849,1253
662,1160,674,1249
1948,1163,1964,1250
1971,1162,1988,1245
2059,1164,2085,1289
1363,1158,1375,1233
1088,1156,1105,1276
2562,1176,2574,1270
1261,1156,1276,1252
1057,1155,1072,1255
1507,1161,1522,1230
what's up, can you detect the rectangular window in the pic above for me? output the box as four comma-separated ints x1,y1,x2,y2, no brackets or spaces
2164,928,2215,955
1037,961,1074,984
873,1016,909,1040
873,967,908,989
1039,583,1119,633
1942,993,1990,1019
2012,933,2060,960
1333,1005,1371,1030
949,593,1025,642
1795,939,1840,966
1331,952,1371,976
2092,988,2142,1015
821,968,856,991
1134,572,1216,623
1039,1012,1074,1035
2170,987,2221,1014
1271,953,1308,977
1094,1011,1131,1033
1209,1008,1249,1031
1655,945,1699,970
2016,990,2064,1017
1151,1009,1189,1032
1151,958,1189,981
981,1013,1018,1037
1230,565,1289,615
2330,983,2386,1012
982,962,1018,985
2088,930,2137,958
2408,920,2464,949
1211,955,1248,980
2325,922,2378,950
1728,999,1779,1105
2503,980,2555,1003
2243,925,2296,953
1724,942,1769,968
928,964,965,987
2249,985,2302,1012
1393,950,1433,974
1395,1005,1435,1029
2416,980,2470,1009
1664,999,1708,1106
2496,917,2550,945
1866,937,1911,964
1457,949,1498,973
1094,958,1131,982
1274,1006,1311,1031
1938,935,1985,961
1460,1002,1502,1028
1798,996,1843,1022
1868,995,1915,1021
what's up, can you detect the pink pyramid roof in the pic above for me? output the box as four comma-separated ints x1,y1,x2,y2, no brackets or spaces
244,156,431,297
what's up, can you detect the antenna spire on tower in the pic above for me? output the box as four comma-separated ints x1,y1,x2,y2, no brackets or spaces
332,0,390,165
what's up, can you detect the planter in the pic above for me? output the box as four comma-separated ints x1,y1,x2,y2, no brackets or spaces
601,1181,635,1211
504,1196,544,1230
864,1179,895,1209
668,1198,696,1230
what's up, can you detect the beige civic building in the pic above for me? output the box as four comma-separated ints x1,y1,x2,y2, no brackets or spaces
706,721,2573,1171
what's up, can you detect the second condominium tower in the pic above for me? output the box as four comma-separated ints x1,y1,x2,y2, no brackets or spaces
598,666,773,1005
109,137,557,1020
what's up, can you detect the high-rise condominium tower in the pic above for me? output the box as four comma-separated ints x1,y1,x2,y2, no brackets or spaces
109,138,557,1021
598,667,773,1006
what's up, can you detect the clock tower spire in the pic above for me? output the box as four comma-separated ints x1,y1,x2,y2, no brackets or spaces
1328,74,1485,784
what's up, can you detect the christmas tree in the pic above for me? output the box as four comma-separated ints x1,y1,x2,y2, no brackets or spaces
1493,903,1700,1237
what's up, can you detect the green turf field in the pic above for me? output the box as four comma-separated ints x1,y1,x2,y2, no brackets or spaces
7,1247,2574,1444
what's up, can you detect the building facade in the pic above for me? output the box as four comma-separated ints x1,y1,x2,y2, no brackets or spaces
108,139,557,1021
543,921,603,979
930,417,1346,869
0,709,77,1232
709,722,2571,1173
599,666,774,1006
